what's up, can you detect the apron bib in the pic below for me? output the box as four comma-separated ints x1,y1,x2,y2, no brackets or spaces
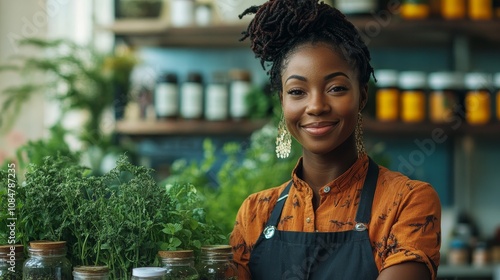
249,158,380,280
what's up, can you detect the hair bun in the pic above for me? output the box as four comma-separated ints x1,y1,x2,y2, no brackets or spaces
240,0,325,63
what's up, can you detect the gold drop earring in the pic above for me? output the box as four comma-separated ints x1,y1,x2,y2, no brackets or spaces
355,111,366,157
276,114,291,158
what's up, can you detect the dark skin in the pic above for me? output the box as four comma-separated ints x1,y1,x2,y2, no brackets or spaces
280,43,364,209
280,42,431,280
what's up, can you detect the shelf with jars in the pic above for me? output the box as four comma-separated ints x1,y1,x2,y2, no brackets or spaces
114,118,270,137
102,16,500,48
104,1,500,138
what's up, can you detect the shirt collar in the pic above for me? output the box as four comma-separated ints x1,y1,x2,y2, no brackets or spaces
291,155,369,193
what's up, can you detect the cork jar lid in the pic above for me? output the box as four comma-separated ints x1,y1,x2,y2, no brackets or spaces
0,244,24,253
201,245,232,253
29,240,66,249
158,250,194,259
73,265,110,275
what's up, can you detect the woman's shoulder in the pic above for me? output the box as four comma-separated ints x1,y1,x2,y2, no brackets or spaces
375,166,440,209
378,165,433,189
376,165,439,202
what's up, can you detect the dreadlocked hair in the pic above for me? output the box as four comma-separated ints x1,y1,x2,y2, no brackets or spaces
239,0,375,93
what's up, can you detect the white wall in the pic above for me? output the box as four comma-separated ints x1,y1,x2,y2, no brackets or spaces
0,0,49,162
0,0,114,163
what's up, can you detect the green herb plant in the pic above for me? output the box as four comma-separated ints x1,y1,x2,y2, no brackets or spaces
1,154,225,280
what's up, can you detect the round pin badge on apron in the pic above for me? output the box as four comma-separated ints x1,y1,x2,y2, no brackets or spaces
355,223,367,231
263,226,276,239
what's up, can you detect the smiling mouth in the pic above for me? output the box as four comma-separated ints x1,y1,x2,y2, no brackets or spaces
302,122,338,136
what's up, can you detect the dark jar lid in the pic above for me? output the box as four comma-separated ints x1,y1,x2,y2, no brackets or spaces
186,72,203,84
158,73,178,84
0,244,24,260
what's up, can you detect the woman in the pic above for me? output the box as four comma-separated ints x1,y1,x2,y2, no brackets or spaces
229,0,441,279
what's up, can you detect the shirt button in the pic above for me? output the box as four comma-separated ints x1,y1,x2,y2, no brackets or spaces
306,217,311,223
324,186,331,193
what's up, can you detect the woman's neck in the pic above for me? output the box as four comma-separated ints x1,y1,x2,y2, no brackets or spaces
299,135,359,208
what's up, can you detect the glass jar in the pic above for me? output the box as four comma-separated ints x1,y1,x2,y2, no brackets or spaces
158,250,199,280
0,244,24,280
465,72,492,125
399,71,427,123
441,0,466,19
472,241,490,266
155,73,179,119
180,72,204,119
401,0,430,19
170,0,195,27
73,266,110,280
23,241,72,280
205,72,229,121
428,72,463,123
229,69,252,119
197,245,238,280
195,2,213,26
374,69,399,122
131,267,167,280
448,238,469,265
495,0,500,18
335,0,378,15
468,0,493,20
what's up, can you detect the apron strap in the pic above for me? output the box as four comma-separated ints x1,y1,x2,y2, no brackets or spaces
266,180,293,227
355,157,379,224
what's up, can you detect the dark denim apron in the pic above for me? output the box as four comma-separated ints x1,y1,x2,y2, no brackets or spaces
249,158,380,280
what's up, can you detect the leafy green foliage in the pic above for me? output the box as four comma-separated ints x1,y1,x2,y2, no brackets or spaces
0,38,136,148
165,123,302,235
14,123,79,173
0,154,225,280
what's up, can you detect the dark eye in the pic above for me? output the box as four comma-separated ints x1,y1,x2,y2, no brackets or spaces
286,88,305,96
328,86,348,93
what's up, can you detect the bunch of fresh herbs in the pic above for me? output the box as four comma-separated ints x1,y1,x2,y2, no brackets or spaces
1,154,225,279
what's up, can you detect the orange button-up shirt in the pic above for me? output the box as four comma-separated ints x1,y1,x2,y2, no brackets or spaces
230,155,441,279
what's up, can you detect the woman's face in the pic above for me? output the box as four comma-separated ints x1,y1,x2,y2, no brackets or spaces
280,42,366,156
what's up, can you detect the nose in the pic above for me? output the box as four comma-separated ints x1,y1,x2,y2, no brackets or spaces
306,92,330,116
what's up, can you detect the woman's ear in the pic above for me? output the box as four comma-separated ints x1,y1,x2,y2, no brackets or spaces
359,84,368,111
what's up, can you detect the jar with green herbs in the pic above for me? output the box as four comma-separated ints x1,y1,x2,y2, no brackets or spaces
197,245,238,280
23,241,72,280
0,244,24,280
159,250,199,280
73,265,110,280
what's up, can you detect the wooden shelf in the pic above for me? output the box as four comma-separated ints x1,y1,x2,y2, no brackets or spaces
115,117,500,138
101,17,500,48
349,17,500,47
364,117,500,138
115,118,270,136
102,20,248,48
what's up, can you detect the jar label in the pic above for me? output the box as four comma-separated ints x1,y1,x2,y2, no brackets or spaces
401,90,426,123
376,88,399,121
155,84,178,117
466,91,491,125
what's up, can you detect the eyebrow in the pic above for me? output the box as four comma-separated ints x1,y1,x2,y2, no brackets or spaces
285,72,350,83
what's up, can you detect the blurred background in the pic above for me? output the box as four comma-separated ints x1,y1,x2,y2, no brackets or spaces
1,0,500,279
